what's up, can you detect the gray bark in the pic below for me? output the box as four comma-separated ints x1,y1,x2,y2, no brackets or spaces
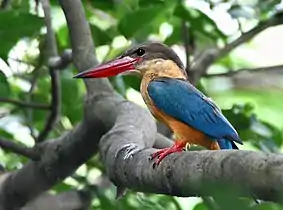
101,124,283,202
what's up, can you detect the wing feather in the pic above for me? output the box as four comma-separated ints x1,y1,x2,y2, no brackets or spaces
147,77,242,144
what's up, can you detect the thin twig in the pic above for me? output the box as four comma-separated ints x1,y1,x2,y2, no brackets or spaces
181,20,190,74
0,98,50,110
0,138,40,160
191,12,283,84
37,0,61,142
48,49,72,70
37,70,60,143
204,64,283,78
218,12,283,58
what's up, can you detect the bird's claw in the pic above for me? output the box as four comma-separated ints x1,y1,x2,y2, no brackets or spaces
149,141,187,168
149,149,168,168
149,148,166,160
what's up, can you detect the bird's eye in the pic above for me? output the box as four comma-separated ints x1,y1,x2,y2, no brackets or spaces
136,48,145,56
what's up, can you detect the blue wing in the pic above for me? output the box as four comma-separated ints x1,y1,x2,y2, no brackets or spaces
147,77,242,149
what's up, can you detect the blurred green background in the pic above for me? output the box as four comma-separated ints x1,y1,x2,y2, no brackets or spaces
0,0,283,209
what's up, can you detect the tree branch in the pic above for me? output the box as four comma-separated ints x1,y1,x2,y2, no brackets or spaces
0,138,40,160
37,0,61,142
99,117,283,203
190,12,283,83
59,0,113,93
205,64,283,78
0,98,50,110
1,0,281,209
48,49,72,70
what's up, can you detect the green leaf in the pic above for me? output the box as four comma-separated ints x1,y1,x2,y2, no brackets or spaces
193,202,208,210
87,0,115,11
110,2,133,19
261,121,283,147
123,75,141,92
174,4,226,42
90,24,113,46
249,118,283,152
103,45,129,61
56,25,69,48
53,182,73,193
164,17,181,45
138,0,165,7
211,89,283,130
136,196,164,210
3,152,25,170
0,11,43,60
213,189,252,210
11,0,30,12
57,24,113,47
0,71,10,97
251,203,283,210
49,0,60,6
222,104,252,131
95,187,117,209
0,129,14,139
158,196,182,210
123,0,139,10
118,5,165,39
110,75,142,97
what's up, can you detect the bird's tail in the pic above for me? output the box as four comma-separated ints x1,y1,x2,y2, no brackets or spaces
217,138,238,149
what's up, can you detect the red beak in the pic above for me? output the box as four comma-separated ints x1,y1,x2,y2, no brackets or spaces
73,56,141,78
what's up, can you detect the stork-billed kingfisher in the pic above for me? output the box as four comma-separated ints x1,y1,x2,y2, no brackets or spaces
74,42,243,166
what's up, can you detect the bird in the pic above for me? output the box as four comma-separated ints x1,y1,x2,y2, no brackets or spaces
74,42,243,167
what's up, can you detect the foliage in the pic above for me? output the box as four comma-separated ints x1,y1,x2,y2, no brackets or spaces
0,0,283,209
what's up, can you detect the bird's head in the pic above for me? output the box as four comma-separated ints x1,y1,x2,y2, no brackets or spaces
74,42,186,78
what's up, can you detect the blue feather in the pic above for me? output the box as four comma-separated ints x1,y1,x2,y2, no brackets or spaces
217,139,238,149
147,77,242,149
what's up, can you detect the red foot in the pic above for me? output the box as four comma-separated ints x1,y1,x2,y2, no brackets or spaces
149,141,187,167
